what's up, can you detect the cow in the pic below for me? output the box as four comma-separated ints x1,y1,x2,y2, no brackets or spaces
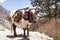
10,7,38,37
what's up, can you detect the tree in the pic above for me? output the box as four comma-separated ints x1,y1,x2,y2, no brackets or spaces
30,0,60,19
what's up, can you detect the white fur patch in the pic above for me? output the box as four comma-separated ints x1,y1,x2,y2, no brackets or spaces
31,9,35,14
21,10,25,15
10,9,18,17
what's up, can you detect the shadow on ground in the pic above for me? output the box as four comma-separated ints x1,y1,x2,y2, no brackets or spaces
6,34,30,40
18,37,30,40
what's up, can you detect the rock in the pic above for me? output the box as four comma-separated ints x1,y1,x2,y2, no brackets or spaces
0,25,5,31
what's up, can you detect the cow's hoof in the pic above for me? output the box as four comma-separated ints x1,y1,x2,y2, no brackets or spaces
14,35,17,37
14,34,17,37
23,35,27,37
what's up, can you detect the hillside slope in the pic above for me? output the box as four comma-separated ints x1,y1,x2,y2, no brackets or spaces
0,5,10,19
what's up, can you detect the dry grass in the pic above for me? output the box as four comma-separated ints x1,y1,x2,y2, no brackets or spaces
30,18,60,40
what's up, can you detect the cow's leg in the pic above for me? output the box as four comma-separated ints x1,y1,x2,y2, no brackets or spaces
12,23,17,36
27,27,29,36
23,28,26,37
26,25,29,36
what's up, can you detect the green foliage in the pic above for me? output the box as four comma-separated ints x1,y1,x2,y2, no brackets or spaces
6,16,11,21
30,0,60,18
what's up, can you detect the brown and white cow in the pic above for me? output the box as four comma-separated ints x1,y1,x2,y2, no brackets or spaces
10,7,38,37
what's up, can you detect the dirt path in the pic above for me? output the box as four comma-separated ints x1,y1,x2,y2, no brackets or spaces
0,25,53,40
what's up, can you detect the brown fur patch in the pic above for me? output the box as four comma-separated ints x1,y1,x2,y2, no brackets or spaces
14,10,22,23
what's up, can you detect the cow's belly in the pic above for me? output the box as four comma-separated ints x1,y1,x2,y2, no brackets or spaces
12,19,32,28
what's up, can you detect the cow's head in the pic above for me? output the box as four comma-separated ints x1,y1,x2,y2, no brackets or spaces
28,8,38,23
